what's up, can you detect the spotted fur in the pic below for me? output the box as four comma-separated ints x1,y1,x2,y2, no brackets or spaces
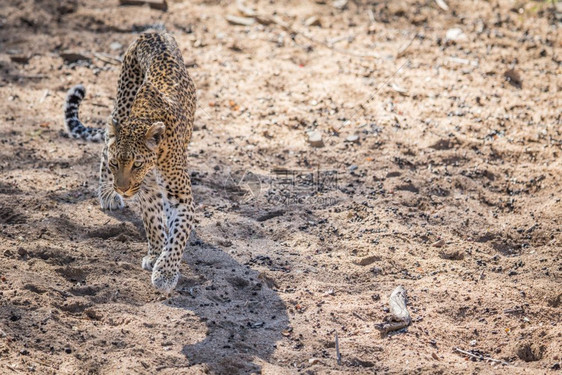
63,32,196,293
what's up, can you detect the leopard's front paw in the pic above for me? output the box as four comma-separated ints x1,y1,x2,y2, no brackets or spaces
142,254,158,271
99,189,124,211
151,261,179,293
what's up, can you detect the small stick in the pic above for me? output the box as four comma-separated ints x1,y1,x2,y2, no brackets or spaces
335,331,341,365
454,347,511,366
91,102,110,108
353,311,366,321
93,52,122,65
503,307,524,314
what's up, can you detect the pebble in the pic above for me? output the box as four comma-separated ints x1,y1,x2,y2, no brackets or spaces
307,131,324,148
59,51,91,63
345,134,359,143
226,15,255,26
432,239,445,248
445,28,467,42
10,55,30,64
304,16,321,27
110,42,123,51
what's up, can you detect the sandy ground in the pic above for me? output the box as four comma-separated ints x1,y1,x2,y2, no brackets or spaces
1,0,561,374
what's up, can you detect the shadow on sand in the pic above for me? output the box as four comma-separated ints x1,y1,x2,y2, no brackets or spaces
163,234,289,374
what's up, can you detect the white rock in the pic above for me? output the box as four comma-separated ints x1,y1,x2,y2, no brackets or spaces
307,131,324,147
304,16,321,27
226,15,255,26
446,28,467,42
110,42,123,51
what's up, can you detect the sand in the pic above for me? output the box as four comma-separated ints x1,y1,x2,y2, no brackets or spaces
0,0,561,373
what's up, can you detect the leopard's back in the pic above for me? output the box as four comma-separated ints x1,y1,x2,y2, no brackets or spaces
118,32,196,147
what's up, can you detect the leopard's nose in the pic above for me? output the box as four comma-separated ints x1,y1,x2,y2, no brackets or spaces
114,185,128,194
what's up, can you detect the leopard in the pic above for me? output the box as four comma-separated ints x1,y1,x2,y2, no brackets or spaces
63,32,196,294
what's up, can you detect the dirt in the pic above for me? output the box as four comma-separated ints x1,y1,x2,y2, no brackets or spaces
0,0,561,374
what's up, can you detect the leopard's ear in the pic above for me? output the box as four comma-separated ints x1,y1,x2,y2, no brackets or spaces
145,122,165,150
106,117,118,146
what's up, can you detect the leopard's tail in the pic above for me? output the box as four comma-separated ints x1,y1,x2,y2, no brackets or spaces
64,84,105,142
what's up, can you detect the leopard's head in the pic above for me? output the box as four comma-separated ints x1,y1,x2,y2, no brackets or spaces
106,118,165,198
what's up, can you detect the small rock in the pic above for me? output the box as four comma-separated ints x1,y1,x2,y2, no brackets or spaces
10,55,30,64
439,249,464,260
304,16,321,27
110,42,123,51
309,358,321,365
432,239,446,248
390,82,408,96
345,134,360,143
435,0,449,11
332,0,348,10
445,28,467,42
470,340,477,346
504,69,522,89
236,1,256,17
59,51,91,63
353,255,380,266
307,131,324,148
249,321,264,328
225,15,255,26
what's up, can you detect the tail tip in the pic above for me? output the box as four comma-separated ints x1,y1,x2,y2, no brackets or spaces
67,84,86,98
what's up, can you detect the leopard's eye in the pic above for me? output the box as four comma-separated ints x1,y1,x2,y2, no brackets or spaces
133,160,144,169
109,158,118,168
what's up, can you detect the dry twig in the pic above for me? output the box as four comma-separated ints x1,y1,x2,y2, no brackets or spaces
454,347,511,366
93,52,122,65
